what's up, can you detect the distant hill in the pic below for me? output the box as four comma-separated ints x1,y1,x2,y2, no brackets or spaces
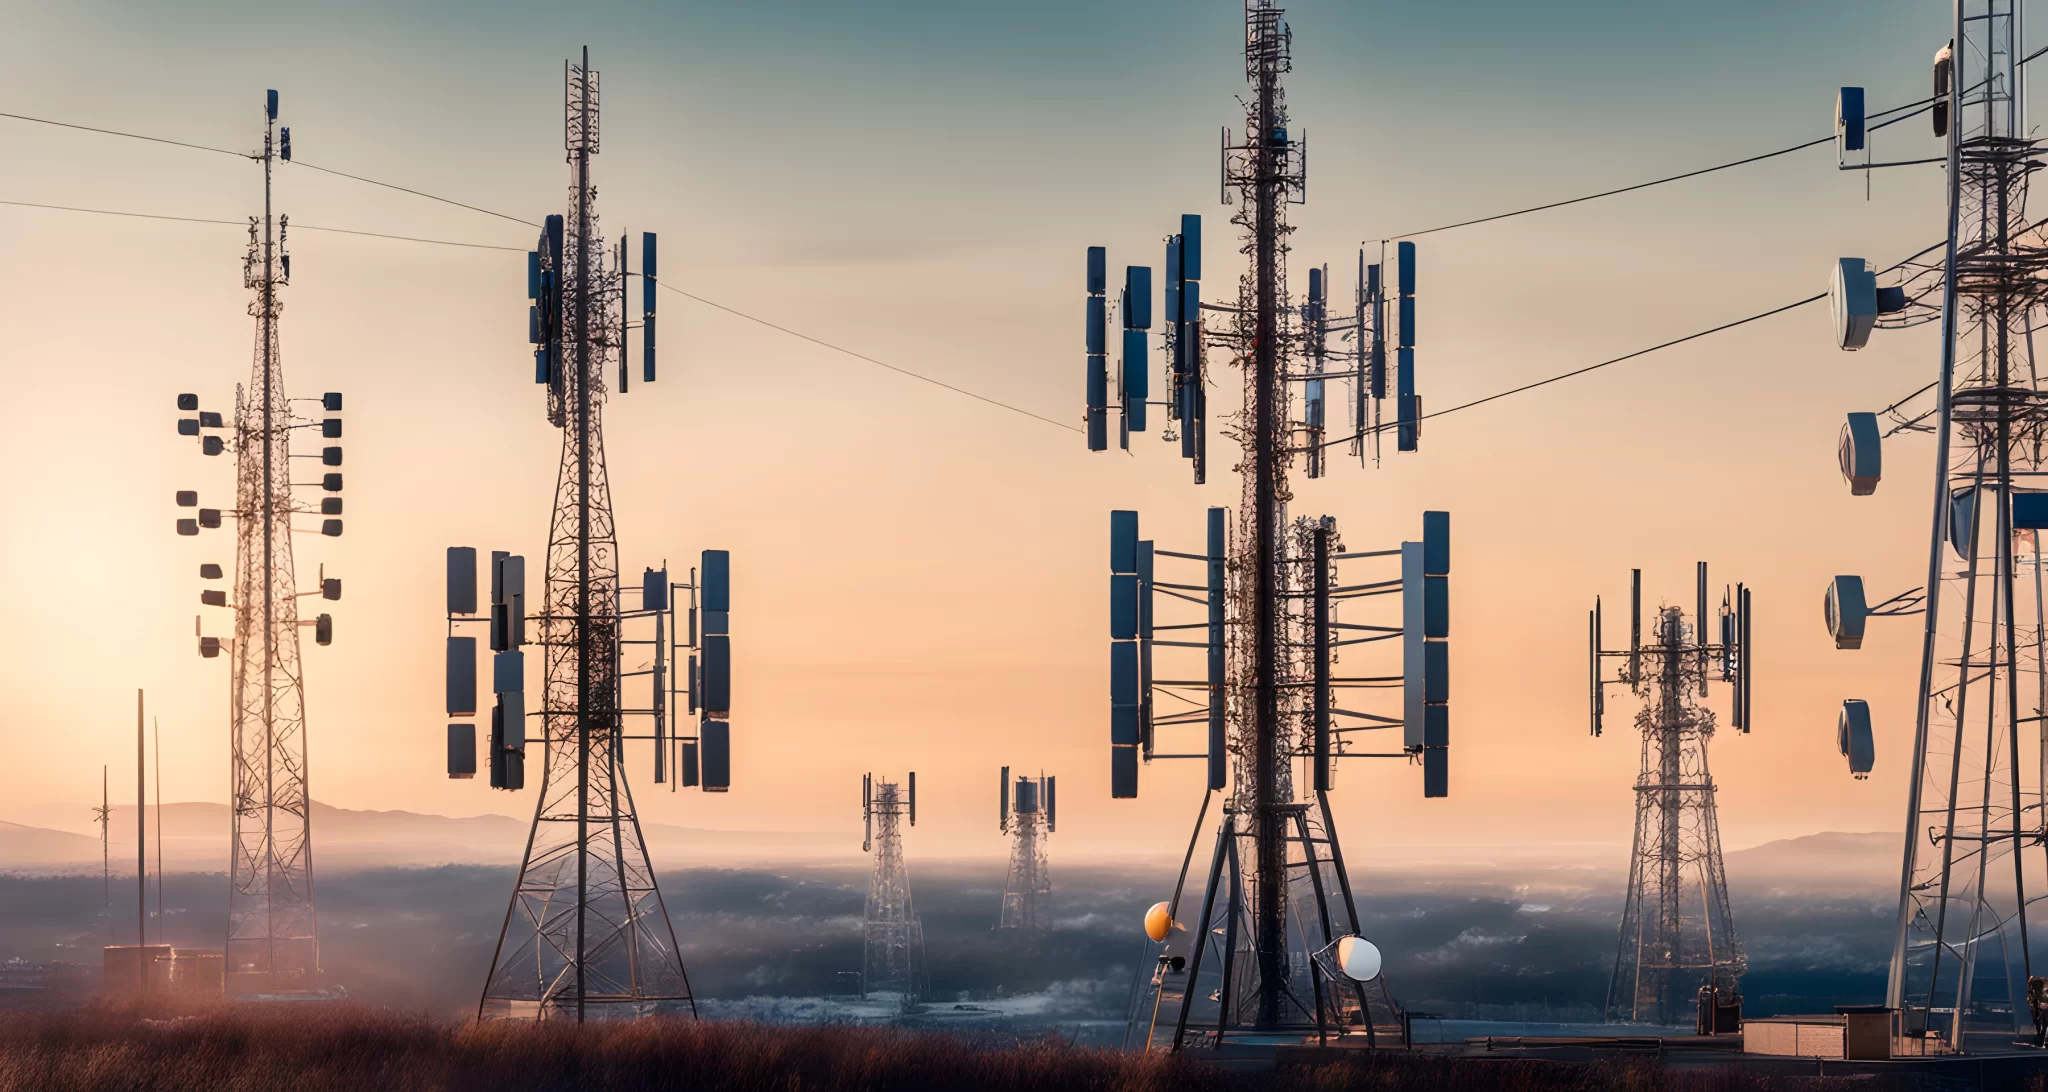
0,801,842,874
0,821,101,869
1724,831,1899,892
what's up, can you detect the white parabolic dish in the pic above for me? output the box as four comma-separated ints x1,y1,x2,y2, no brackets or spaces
1335,935,1382,982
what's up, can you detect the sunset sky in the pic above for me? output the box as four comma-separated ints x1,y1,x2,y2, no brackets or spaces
0,0,1977,865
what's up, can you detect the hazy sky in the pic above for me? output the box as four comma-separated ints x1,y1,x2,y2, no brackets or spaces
0,1,1982,864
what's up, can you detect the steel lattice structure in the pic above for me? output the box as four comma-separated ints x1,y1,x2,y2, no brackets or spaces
997,770,1053,931
477,50,692,1022
1590,572,1750,1027
170,91,341,998
1101,2,1443,1053
861,774,926,1001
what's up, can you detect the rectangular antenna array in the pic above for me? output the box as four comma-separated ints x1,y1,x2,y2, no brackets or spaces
1086,247,1109,452
1110,510,1141,798
1395,241,1418,451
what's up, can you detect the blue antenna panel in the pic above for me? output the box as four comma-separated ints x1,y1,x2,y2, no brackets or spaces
1398,297,1415,348
2016,493,2048,529
701,550,731,616
1367,262,1381,300
1165,239,1182,327
1423,711,1448,798
492,650,524,694
1837,87,1866,152
1125,267,1153,329
1016,778,1039,815
681,739,701,787
1110,510,1139,574
527,252,542,301
1181,215,1202,280
1308,266,1323,304
266,89,278,120
1086,297,1107,355
1087,356,1108,450
1423,511,1450,575
643,567,668,612
1087,246,1107,295
1136,541,1155,640
1397,241,1416,296
1123,330,1149,409
642,233,658,382
1111,641,1139,744
700,721,731,791
499,690,526,750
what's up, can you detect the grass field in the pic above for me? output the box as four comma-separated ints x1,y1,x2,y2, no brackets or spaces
0,1002,1933,1092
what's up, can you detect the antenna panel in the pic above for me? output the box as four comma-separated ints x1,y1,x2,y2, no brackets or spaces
447,547,478,615
1825,574,1869,649
1949,487,1976,557
447,724,476,779
1397,241,1416,296
700,721,731,791
999,765,1010,829
2018,492,2048,529
1016,777,1039,814
446,637,477,717
1839,413,1882,496
1046,776,1056,831
1837,86,1866,153
643,567,668,611
1831,257,1878,350
1838,699,1875,777
701,635,732,716
1111,573,1139,640
1126,266,1153,329
500,689,526,751
908,772,917,825
1110,510,1139,574
493,649,524,694
1111,641,1140,743
681,740,700,787
1180,214,1202,280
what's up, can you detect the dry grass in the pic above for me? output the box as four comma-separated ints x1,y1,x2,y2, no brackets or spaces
0,1003,1881,1092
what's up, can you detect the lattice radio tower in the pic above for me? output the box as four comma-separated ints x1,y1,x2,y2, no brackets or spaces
996,767,1054,931
1825,0,2048,1052
445,48,734,1022
1588,567,1752,1028
172,89,344,998
860,773,926,1002
1086,2,1450,1051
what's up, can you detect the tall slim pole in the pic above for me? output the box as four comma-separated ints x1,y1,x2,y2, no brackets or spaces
153,718,164,929
136,689,146,991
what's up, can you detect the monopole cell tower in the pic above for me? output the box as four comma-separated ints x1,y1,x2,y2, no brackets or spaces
173,88,345,999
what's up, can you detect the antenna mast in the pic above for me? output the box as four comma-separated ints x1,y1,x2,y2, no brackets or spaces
1588,567,1750,1027
171,88,341,998
466,48,720,1023
1090,2,1447,1052
996,770,1054,931
1825,0,2043,1053
860,774,925,1002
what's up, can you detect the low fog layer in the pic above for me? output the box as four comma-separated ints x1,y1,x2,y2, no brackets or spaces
0,850,1898,1032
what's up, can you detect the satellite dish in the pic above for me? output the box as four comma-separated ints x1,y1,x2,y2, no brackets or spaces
1335,934,1383,982
1144,901,1174,943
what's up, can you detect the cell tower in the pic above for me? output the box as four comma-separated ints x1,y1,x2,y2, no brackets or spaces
860,773,926,1002
173,89,343,998
446,48,733,1022
1587,566,1752,1028
996,767,1054,931
1826,1,2048,1052
1087,2,1449,1051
